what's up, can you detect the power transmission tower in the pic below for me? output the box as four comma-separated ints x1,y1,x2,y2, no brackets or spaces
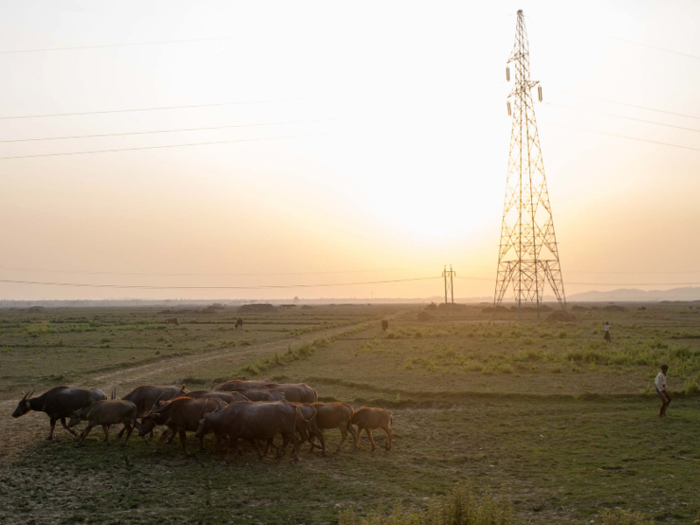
494,10,566,318
443,265,456,305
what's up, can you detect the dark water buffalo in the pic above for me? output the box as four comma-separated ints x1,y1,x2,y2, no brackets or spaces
214,379,277,392
292,403,325,454
310,402,357,452
140,397,225,454
68,399,139,446
272,383,317,403
195,400,301,462
351,407,393,451
235,317,243,330
122,384,188,417
236,389,285,402
186,390,248,404
381,320,389,332
11,386,107,441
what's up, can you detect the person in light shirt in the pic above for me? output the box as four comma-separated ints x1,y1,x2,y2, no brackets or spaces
655,364,671,418
603,321,611,344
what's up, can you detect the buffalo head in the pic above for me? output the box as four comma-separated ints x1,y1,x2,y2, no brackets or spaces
12,390,34,418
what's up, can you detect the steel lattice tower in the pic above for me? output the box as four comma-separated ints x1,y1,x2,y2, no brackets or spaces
494,9,566,317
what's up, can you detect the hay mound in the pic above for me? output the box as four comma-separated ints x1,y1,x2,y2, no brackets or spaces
238,303,278,314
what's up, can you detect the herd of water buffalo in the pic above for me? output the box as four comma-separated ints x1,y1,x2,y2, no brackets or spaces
11,380,394,462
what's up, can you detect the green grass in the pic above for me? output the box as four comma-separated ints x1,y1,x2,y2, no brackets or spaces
2,303,700,524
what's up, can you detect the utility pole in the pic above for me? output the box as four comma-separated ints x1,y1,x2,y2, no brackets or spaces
493,9,566,319
442,265,456,305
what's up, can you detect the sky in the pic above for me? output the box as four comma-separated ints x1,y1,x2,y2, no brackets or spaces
0,0,699,301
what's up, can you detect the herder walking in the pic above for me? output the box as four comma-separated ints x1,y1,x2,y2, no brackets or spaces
655,364,672,418
603,321,611,344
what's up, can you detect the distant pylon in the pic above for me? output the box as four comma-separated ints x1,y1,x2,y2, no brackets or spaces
494,10,566,317
443,265,456,305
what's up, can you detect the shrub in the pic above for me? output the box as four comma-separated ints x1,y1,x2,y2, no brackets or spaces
338,483,512,525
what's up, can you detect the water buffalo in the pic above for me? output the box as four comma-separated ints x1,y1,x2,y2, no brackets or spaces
117,384,188,440
309,402,357,453
165,318,179,326
292,403,325,455
141,396,226,455
11,386,107,441
235,317,243,330
235,389,285,402
185,390,248,404
214,379,277,392
351,407,393,451
195,400,301,463
68,399,139,447
271,383,317,403
381,320,389,332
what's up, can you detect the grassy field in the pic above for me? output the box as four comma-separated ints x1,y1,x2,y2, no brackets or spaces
1,303,699,524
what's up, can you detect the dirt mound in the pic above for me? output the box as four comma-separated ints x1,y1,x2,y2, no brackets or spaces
417,310,433,322
545,311,577,322
237,303,278,314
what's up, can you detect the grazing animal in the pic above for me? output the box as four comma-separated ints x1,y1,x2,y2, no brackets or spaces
195,400,301,463
234,389,285,402
291,403,325,454
185,390,248,404
68,399,139,446
235,317,244,330
165,318,179,326
381,320,389,332
271,383,317,403
214,380,278,392
351,407,393,451
309,402,357,453
140,397,226,455
116,384,188,440
11,386,107,441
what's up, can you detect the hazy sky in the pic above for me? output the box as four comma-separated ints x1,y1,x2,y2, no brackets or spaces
1,0,699,301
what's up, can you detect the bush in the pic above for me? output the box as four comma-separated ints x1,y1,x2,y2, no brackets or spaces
338,483,512,525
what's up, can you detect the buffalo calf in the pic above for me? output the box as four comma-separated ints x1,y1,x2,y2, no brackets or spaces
351,407,393,451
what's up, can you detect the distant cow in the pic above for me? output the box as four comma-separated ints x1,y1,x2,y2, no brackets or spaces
165,318,179,326
271,383,317,403
381,320,389,332
351,407,393,451
235,317,243,330
11,386,107,441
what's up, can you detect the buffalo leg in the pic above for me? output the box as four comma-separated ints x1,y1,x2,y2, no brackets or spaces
383,425,393,450
152,428,171,453
76,423,95,447
313,428,326,455
60,417,78,437
365,428,376,451
178,429,189,455
103,424,111,445
226,438,241,463
122,423,134,445
116,427,125,440
283,431,299,463
252,439,264,460
353,425,363,450
337,424,349,452
46,416,57,441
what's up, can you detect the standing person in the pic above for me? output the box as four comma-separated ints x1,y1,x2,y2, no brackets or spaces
603,321,611,343
655,364,672,418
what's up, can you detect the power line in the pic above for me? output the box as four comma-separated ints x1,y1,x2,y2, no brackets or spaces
0,276,441,290
539,121,700,153
546,102,700,134
0,265,435,277
0,117,347,144
0,96,326,121
0,35,263,55
0,130,352,161
591,31,700,62
456,276,700,286
549,90,700,121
